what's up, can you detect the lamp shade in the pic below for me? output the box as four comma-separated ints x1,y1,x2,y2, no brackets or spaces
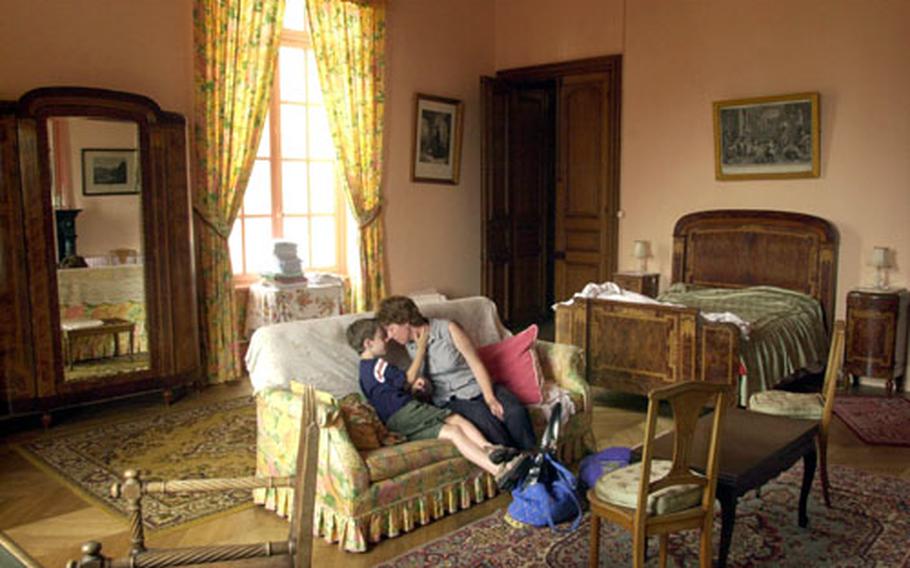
633,240,650,260
872,246,890,268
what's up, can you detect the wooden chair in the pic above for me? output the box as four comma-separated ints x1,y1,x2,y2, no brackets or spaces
588,382,727,568
67,385,320,568
748,320,846,507
109,248,139,265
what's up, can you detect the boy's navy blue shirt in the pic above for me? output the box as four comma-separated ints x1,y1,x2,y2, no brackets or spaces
359,357,412,422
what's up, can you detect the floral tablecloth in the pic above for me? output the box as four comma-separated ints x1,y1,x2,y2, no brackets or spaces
244,281,346,338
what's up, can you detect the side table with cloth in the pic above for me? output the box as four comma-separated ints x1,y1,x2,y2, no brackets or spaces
244,280,346,338
57,265,147,359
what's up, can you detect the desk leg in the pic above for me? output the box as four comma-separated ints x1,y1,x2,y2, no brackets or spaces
114,331,121,358
129,328,135,360
717,490,737,568
799,448,816,528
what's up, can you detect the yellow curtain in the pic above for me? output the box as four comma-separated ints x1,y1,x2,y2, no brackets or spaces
306,0,387,312
192,0,285,383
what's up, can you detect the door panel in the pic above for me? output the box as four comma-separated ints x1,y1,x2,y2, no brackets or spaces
555,72,616,302
481,77,511,320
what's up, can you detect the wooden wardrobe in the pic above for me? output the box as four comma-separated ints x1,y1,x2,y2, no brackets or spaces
0,87,200,427
481,55,622,327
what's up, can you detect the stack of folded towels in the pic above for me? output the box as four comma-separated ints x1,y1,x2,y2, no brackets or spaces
260,240,307,285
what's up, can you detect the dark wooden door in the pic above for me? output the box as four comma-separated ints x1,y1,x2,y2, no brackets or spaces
554,72,618,302
481,77,554,326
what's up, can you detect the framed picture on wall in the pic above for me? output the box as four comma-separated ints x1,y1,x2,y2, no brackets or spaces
411,93,464,184
81,148,140,195
713,92,820,180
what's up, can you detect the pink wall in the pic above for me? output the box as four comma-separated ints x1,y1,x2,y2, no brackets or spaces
383,0,495,297
493,0,910,308
0,0,194,118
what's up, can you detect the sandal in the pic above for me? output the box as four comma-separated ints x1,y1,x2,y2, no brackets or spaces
488,445,520,465
494,453,533,491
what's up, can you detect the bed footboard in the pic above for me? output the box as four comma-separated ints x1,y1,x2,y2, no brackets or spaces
555,298,739,397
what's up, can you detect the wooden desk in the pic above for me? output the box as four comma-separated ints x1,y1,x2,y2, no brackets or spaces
646,408,818,568
62,318,135,369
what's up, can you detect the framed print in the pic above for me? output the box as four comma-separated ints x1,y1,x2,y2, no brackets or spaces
411,93,464,184
81,148,140,195
713,92,820,180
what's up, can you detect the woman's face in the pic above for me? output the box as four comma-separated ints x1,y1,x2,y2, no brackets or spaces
384,322,411,345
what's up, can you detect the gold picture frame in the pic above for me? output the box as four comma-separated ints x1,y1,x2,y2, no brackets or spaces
713,92,820,181
411,93,464,185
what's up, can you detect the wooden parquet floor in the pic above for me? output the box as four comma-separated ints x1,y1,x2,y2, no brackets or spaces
1,382,908,567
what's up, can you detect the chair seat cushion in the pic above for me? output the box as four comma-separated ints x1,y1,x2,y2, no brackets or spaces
594,459,703,515
749,391,824,420
362,439,461,482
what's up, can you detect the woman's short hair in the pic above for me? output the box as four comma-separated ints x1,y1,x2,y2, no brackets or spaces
346,318,382,353
376,296,428,326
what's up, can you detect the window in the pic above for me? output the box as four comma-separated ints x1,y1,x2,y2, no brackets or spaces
229,0,347,280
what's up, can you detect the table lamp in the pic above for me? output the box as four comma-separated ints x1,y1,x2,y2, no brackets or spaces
872,246,891,290
633,240,650,273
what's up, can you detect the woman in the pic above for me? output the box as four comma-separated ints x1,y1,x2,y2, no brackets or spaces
376,296,536,450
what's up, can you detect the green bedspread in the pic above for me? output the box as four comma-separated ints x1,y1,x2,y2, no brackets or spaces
659,284,828,404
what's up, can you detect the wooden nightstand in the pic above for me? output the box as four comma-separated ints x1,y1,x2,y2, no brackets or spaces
844,287,909,396
613,272,660,298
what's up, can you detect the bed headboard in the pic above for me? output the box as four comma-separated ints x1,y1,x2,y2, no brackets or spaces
671,209,839,329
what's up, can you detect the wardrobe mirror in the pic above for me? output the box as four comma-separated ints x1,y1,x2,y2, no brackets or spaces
46,116,150,382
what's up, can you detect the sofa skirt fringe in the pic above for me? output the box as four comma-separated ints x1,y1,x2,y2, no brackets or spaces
252,434,592,552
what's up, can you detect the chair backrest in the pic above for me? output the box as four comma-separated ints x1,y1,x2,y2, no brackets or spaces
109,248,138,265
820,320,846,432
636,382,727,523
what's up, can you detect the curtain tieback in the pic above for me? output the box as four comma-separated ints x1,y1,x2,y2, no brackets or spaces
358,205,382,229
192,206,231,240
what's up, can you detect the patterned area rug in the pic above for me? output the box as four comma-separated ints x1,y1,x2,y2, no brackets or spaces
16,397,257,530
378,464,910,567
835,395,910,446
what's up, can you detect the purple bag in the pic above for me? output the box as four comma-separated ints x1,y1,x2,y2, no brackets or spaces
578,447,632,491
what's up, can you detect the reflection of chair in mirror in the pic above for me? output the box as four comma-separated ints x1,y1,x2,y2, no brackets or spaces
67,385,320,568
109,248,139,265
588,382,728,568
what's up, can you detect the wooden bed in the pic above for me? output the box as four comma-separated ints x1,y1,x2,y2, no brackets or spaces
555,209,838,401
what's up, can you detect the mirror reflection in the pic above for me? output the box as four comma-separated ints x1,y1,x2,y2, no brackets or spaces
47,117,150,382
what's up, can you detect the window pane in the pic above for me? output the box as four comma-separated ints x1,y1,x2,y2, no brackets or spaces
281,161,309,214
309,162,336,214
279,46,306,103
280,104,307,158
229,218,244,275
306,50,323,104
308,107,334,160
257,115,270,158
243,217,273,274
282,217,310,267
284,0,305,30
311,216,336,268
242,160,272,215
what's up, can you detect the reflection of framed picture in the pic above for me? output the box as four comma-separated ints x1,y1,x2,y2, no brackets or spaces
713,92,820,180
411,93,464,184
81,148,140,195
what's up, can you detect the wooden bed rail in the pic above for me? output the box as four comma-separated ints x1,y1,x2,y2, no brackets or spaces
555,298,740,399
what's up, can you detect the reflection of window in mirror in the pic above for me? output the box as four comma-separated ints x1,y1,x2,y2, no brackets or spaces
48,117,151,382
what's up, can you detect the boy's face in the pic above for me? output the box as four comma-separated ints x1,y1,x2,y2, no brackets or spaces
363,327,388,357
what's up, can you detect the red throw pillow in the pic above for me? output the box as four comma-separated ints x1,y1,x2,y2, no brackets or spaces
476,325,543,404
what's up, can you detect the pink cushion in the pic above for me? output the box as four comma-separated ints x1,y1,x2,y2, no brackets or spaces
476,325,543,404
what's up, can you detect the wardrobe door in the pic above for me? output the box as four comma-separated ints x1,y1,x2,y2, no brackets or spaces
0,111,36,415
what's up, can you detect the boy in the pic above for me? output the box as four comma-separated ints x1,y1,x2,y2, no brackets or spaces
346,318,526,489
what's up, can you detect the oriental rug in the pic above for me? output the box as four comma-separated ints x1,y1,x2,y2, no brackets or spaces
16,397,257,531
834,395,910,446
378,464,910,567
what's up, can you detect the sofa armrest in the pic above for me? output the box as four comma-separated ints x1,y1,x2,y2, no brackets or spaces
257,389,371,501
535,339,591,413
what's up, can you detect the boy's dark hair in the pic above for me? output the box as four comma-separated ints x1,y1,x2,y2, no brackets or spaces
346,318,382,353
376,296,429,326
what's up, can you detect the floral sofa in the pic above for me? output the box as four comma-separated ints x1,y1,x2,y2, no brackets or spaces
245,296,595,552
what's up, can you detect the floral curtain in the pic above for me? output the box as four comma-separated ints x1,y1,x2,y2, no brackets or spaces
306,0,387,312
192,0,285,383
